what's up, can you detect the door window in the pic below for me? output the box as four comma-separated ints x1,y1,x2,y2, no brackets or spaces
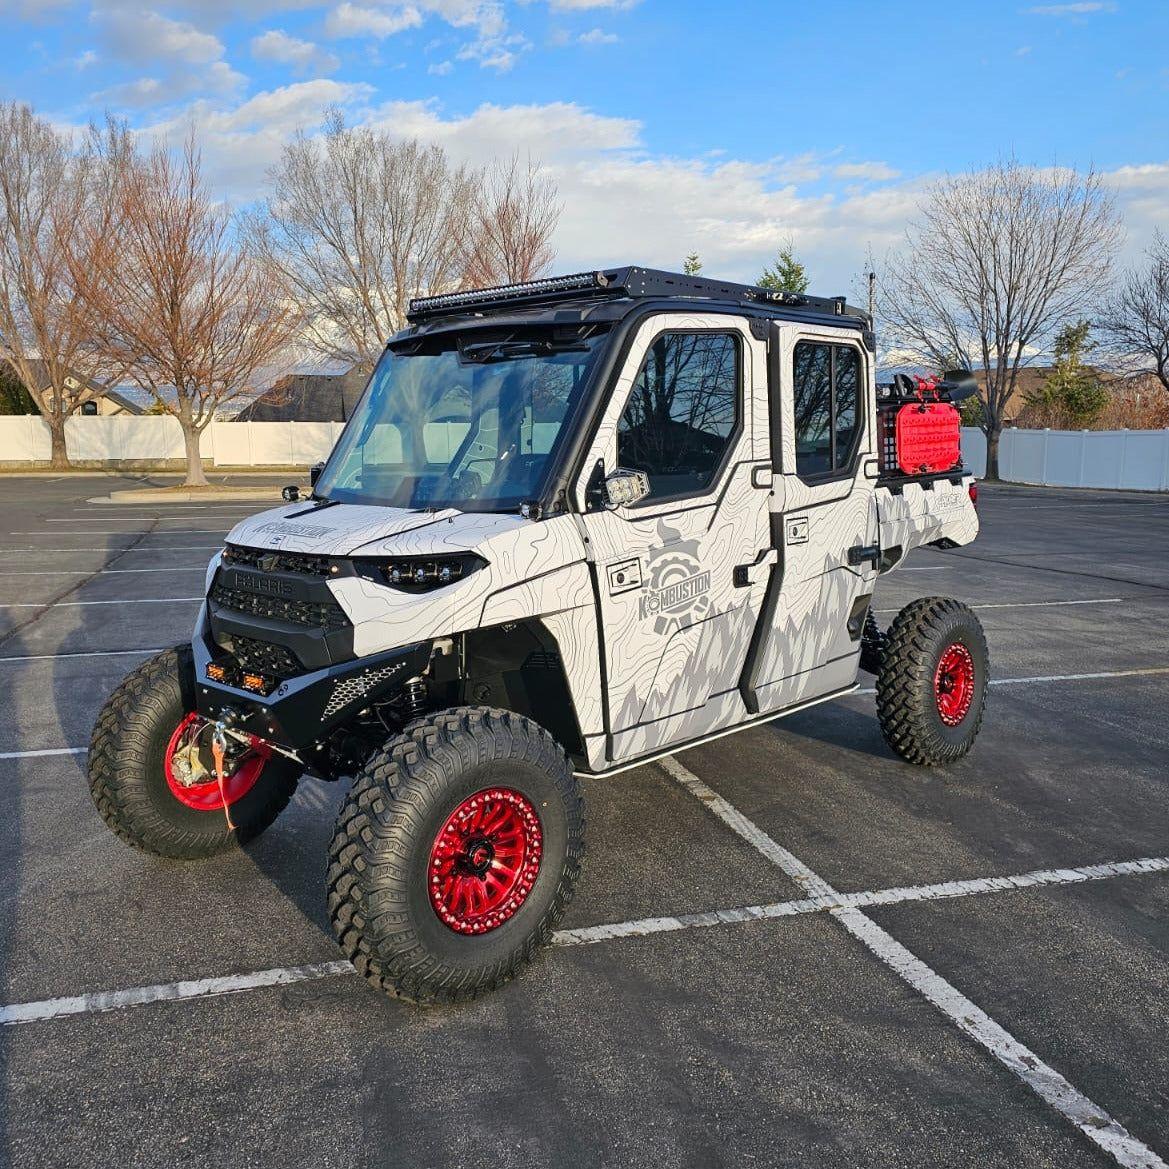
617,331,739,502
793,341,862,477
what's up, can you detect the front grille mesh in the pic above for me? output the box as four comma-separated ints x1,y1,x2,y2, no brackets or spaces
210,580,350,632
230,636,303,680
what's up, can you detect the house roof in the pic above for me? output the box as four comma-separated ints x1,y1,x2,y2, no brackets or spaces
13,360,144,414
235,368,370,422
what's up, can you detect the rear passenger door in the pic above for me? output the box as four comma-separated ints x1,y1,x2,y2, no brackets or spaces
743,325,879,713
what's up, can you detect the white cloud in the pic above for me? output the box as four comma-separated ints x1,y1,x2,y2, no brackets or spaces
251,28,340,75
427,59,454,74
544,0,639,9
94,6,225,65
119,90,1169,299
1023,2,1115,14
75,48,99,69
455,31,529,71
95,60,245,108
577,27,618,44
834,161,901,181
325,3,424,38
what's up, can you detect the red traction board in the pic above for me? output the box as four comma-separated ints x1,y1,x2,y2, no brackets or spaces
894,402,961,475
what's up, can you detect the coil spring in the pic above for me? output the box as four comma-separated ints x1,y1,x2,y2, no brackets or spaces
402,677,428,721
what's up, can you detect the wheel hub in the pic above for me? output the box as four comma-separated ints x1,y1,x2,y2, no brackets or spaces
934,643,976,726
163,712,270,812
429,787,543,935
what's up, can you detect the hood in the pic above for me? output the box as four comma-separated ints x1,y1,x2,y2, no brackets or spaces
225,501,464,557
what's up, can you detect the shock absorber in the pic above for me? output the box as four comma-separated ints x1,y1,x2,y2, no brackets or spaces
401,676,428,722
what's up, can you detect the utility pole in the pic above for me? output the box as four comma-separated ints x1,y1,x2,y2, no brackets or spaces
867,271,876,320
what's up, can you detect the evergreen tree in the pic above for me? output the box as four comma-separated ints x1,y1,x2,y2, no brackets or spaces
682,252,703,275
758,241,809,293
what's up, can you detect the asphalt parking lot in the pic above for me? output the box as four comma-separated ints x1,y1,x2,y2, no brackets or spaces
0,473,1166,1169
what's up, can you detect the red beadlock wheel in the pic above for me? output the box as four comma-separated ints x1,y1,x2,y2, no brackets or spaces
428,786,544,935
163,712,271,812
934,642,976,726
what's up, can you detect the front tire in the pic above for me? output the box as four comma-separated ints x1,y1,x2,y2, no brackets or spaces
876,598,989,765
327,706,585,1005
88,646,299,859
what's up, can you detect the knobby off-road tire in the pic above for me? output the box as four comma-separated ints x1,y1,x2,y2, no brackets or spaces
88,645,299,859
876,597,989,765
327,706,585,1005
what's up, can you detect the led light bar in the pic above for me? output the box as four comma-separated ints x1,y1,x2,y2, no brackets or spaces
407,271,609,320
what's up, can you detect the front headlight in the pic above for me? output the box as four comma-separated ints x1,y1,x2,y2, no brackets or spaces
355,553,488,593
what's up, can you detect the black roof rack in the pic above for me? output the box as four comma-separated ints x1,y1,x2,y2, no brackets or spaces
406,266,867,325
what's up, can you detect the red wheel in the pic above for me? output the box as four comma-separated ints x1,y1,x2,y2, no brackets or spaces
163,712,271,812
428,786,543,935
934,642,976,726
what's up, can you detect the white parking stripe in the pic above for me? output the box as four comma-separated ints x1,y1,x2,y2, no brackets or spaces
875,598,1124,614
0,648,163,663
2,852,1167,1026
853,666,1169,695
661,756,1168,1169
0,567,206,576
1,598,202,608
0,961,356,1026
0,747,87,760
4,547,221,553
12,530,230,536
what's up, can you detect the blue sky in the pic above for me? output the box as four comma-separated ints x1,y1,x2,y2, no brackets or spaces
1,0,1166,294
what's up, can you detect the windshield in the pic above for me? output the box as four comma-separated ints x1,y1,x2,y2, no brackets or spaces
315,329,608,512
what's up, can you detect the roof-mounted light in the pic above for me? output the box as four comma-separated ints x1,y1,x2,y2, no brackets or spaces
407,271,611,321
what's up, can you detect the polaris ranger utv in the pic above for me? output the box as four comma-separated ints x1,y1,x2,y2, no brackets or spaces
88,267,987,1004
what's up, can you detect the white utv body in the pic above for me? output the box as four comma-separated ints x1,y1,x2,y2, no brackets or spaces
90,267,987,1004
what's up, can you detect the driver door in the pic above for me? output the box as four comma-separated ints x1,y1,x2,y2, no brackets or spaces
575,314,773,765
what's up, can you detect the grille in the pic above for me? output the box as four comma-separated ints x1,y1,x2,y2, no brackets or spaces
210,580,350,632
230,636,303,680
223,544,334,577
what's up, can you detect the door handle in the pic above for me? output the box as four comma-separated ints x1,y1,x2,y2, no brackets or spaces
847,544,880,568
734,548,779,587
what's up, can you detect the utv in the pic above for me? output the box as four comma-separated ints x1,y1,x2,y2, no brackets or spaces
88,267,987,1003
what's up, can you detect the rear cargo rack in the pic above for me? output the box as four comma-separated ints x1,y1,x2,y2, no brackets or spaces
407,266,867,324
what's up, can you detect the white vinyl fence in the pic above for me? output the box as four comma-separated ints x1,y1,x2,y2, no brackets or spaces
0,415,346,467
1,415,1167,490
959,427,1169,491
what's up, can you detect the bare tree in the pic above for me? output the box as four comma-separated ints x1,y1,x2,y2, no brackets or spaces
74,137,301,486
459,154,560,289
0,104,129,468
251,111,478,371
1099,232,1169,397
879,160,1121,478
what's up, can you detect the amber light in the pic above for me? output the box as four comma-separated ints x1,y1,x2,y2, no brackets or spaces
242,673,267,693
206,663,227,682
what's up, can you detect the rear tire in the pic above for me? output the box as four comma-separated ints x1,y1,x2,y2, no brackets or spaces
876,597,988,765
327,706,584,1005
88,645,299,859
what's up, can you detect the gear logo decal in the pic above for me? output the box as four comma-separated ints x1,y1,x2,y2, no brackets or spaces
637,521,711,635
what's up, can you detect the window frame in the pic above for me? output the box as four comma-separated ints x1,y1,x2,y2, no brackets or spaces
791,338,867,485
615,326,745,510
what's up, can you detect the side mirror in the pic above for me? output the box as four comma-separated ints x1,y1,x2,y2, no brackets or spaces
281,485,300,502
940,370,979,402
602,467,650,508
309,461,325,488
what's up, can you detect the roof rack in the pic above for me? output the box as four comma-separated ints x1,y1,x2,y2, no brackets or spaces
406,266,867,324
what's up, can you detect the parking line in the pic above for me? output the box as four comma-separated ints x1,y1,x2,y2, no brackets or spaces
875,598,1124,614
660,755,1168,1169
1,598,203,608
3,547,222,553
0,747,87,760
2,852,1167,1028
0,567,207,576
0,648,164,663
854,666,1169,695
12,530,232,537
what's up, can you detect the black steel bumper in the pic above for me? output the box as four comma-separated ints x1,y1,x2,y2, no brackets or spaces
192,616,430,752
